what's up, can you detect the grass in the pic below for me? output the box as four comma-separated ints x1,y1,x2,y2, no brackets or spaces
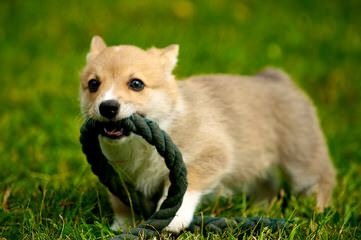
1,0,360,239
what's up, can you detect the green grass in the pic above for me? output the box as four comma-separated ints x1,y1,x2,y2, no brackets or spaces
1,0,361,239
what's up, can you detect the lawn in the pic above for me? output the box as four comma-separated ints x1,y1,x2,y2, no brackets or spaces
1,0,360,239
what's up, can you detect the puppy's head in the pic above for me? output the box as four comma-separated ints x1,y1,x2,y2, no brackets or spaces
80,36,179,140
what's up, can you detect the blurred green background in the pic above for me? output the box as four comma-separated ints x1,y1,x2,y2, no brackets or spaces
1,0,360,239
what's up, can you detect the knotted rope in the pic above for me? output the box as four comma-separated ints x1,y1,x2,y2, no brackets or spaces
80,113,291,239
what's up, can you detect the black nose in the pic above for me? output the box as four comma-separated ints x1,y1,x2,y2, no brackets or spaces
99,100,120,119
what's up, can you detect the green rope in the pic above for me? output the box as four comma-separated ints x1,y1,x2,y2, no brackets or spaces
80,113,291,239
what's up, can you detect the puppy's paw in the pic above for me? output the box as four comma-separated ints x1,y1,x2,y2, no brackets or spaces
110,216,130,232
164,214,193,233
164,191,202,233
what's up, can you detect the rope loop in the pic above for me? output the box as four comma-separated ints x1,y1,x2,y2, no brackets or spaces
80,114,188,239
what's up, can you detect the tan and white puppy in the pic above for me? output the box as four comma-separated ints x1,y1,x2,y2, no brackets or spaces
79,36,335,232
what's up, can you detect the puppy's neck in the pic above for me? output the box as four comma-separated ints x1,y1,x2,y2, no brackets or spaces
157,85,187,133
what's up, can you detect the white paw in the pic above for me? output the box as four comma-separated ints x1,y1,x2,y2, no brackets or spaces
163,191,202,233
110,216,130,231
164,214,193,233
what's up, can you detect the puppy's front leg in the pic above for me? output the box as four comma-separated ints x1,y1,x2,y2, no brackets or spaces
109,192,133,231
164,190,202,232
162,147,229,232
156,181,202,233
155,141,231,233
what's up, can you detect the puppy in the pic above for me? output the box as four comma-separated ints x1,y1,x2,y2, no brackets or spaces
79,36,335,232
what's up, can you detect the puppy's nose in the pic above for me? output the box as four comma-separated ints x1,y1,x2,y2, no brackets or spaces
99,100,120,119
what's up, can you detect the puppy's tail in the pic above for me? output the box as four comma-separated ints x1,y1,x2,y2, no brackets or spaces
256,67,291,82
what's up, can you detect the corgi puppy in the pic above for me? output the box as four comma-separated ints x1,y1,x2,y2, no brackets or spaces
79,36,335,232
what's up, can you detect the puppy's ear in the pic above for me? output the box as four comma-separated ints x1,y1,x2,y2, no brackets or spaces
86,35,107,62
149,44,179,74
160,44,179,73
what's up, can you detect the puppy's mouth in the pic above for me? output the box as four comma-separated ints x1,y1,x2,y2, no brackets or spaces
97,112,145,140
101,124,131,140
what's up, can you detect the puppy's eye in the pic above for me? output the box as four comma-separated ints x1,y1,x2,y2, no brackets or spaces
88,79,101,92
128,78,144,91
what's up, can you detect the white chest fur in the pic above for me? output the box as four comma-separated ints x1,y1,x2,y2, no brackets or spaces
98,134,169,197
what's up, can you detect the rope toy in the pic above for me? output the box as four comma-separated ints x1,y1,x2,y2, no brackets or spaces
80,113,291,239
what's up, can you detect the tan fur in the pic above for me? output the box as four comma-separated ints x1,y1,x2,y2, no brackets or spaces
80,36,336,231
